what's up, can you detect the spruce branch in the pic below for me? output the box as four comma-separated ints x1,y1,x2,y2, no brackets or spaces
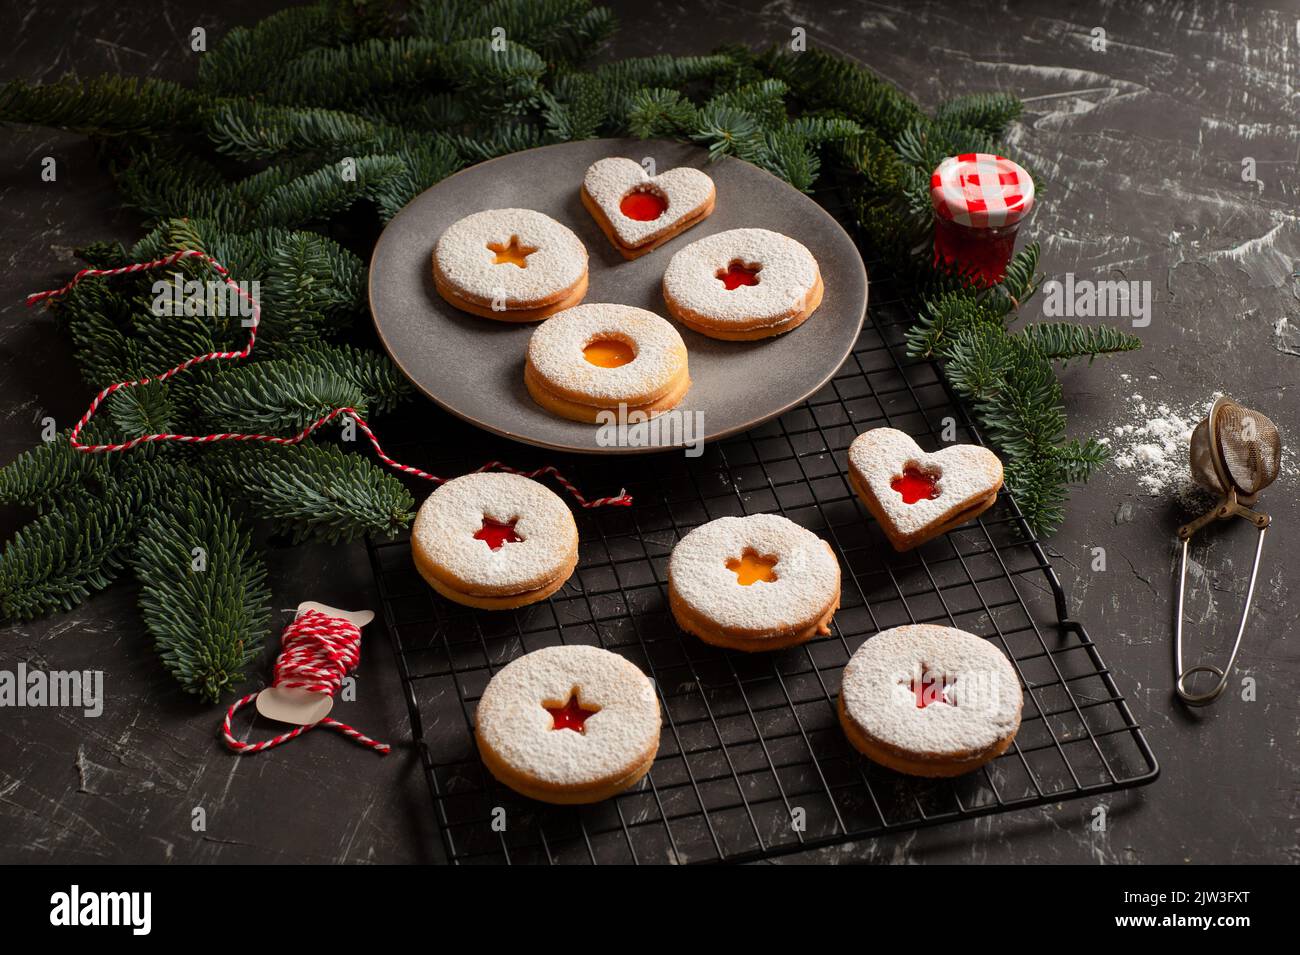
934,92,1024,139
541,73,609,142
266,37,546,112
247,154,408,229
75,240,131,269
754,126,820,193
593,54,734,92
905,290,1004,359
195,359,368,434
785,114,864,144
447,123,547,162
759,47,922,140
197,0,368,97
134,472,272,701
260,230,368,342
207,101,383,161
625,88,698,139
706,79,789,130
0,426,111,510
894,118,998,177
367,138,462,221
210,443,415,544
988,243,1042,313
1054,438,1110,483
1019,322,1144,364
292,343,414,416
108,382,177,440
690,104,764,161
412,0,617,65
0,461,166,622
0,75,202,137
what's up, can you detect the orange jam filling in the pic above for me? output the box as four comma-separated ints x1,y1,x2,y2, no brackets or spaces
620,191,667,221
486,235,538,268
583,338,635,368
726,549,778,586
891,466,941,504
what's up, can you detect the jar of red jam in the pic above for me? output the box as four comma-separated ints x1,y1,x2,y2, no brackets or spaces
930,153,1035,286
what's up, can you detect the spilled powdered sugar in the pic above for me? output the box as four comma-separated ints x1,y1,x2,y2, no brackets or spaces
1097,380,1218,511
1101,380,1291,514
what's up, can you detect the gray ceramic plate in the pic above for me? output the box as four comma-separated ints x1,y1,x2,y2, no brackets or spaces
369,138,868,454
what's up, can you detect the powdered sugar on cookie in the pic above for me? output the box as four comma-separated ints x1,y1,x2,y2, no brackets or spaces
840,625,1022,757
582,157,714,247
411,473,577,592
528,303,687,403
669,514,839,634
663,228,819,326
434,208,587,306
476,645,661,787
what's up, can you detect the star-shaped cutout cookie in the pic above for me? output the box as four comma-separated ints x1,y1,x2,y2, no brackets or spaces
487,235,538,268
544,689,599,732
473,516,523,551
906,665,956,709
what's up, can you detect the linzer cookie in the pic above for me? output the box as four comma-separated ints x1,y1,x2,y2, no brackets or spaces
475,645,661,804
662,227,823,340
838,625,1023,777
411,473,578,610
668,514,840,652
433,208,588,322
525,303,690,423
847,428,1003,551
581,157,715,259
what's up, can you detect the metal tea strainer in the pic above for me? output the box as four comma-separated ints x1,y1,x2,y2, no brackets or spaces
1174,396,1281,706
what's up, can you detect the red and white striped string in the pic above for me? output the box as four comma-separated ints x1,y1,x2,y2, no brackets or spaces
25,248,633,507
221,608,388,755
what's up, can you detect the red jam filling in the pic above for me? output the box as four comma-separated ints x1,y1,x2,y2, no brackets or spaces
910,669,954,709
717,261,761,290
891,467,941,504
474,517,522,550
933,217,1019,287
620,191,667,221
545,691,598,732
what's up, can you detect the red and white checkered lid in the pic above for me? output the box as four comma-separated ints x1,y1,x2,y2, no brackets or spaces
930,153,1035,228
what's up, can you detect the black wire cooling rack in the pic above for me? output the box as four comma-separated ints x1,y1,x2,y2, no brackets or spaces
364,255,1159,865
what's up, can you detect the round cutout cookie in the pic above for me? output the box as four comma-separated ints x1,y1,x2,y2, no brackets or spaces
668,513,841,651
525,303,691,423
662,227,823,340
411,473,578,610
475,645,662,804
838,624,1023,777
433,208,588,321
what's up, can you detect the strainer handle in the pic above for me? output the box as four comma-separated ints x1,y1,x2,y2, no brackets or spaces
1173,527,1267,706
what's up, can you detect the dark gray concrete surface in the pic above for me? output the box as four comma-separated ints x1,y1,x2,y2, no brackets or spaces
1,0,1295,864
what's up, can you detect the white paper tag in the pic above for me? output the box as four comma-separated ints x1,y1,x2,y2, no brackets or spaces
255,602,374,727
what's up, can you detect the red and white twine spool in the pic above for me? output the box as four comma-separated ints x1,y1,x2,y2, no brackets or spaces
25,249,633,507
221,608,388,755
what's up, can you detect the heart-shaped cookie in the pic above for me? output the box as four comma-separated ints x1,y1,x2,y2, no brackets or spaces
581,157,716,259
847,428,1003,551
